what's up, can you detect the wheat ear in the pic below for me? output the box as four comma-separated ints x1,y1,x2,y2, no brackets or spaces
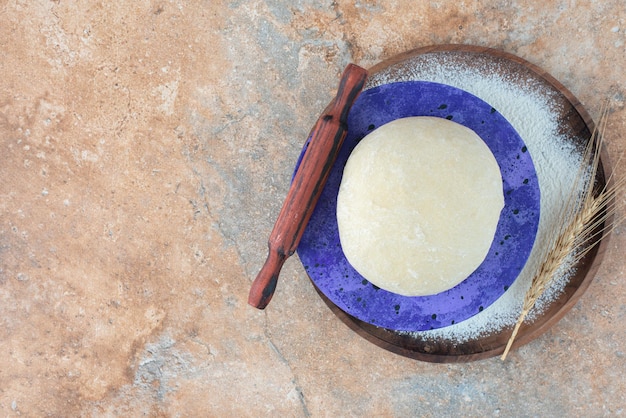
501,105,624,360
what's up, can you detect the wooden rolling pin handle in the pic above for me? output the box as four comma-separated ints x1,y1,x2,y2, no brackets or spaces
248,63,368,309
250,247,287,309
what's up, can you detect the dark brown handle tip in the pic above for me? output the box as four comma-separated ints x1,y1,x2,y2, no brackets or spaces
333,64,368,122
248,249,286,309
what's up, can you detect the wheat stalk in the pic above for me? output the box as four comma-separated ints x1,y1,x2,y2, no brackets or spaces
501,105,625,360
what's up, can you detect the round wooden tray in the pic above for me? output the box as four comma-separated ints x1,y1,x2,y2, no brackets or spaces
308,45,612,362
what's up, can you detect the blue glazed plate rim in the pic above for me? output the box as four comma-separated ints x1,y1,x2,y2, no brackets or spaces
296,80,541,332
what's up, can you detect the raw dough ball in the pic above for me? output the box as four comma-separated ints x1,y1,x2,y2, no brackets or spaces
337,116,504,296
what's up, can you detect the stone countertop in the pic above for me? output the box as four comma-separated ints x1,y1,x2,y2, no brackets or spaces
1,1,625,416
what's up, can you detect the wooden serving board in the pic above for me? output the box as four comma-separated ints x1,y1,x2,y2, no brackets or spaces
308,44,611,362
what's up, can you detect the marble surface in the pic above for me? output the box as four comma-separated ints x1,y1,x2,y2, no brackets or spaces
1,1,625,416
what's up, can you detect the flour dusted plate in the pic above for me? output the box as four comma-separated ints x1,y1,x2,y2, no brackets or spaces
297,80,540,331
295,45,610,362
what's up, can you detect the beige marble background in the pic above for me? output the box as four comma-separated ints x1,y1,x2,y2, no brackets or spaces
1,0,625,416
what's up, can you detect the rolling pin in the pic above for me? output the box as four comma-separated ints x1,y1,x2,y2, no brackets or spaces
248,63,368,309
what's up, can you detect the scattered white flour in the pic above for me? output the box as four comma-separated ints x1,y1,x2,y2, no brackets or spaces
366,53,587,342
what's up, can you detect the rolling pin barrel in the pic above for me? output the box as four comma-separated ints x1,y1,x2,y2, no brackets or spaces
248,63,368,309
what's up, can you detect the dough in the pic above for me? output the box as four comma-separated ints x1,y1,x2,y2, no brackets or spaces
336,116,504,296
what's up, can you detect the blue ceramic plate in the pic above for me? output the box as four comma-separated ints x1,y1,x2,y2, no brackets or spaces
296,80,540,332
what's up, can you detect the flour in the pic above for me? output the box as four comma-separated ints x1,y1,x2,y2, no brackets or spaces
367,53,587,342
